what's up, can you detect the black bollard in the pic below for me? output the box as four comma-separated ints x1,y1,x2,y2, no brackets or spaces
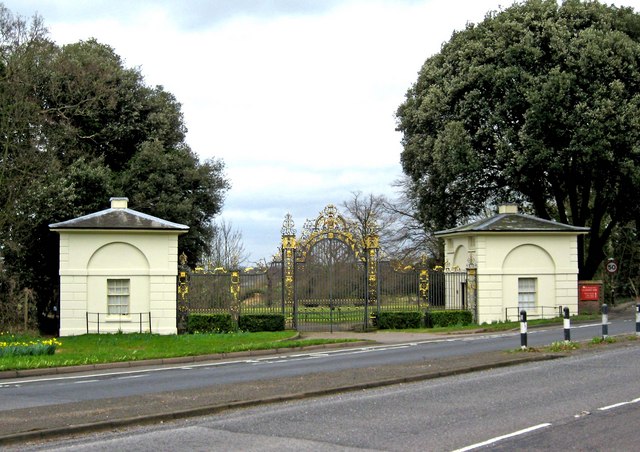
520,309,528,350
563,307,571,342
601,304,608,339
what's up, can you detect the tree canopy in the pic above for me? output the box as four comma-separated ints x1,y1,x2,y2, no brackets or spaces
0,5,229,330
396,0,640,280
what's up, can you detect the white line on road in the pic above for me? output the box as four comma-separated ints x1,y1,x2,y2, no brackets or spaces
571,323,604,330
116,374,148,380
451,423,552,452
598,397,640,411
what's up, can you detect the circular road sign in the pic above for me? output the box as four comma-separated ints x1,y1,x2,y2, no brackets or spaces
606,260,618,274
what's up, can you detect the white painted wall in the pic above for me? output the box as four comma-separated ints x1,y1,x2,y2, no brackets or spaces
58,231,180,336
443,232,580,324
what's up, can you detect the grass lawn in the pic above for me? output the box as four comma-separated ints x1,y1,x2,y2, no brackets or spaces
0,331,358,372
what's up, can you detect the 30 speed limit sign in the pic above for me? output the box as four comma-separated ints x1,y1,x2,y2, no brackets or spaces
606,259,618,274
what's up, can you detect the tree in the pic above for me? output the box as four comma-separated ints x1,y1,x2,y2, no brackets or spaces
341,191,388,242
0,6,229,330
385,177,444,263
341,190,441,263
121,140,229,265
607,222,640,298
201,218,249,269
396,0,640,280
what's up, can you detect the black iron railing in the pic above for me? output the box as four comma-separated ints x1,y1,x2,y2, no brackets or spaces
86,312,151,334
505,306,563,322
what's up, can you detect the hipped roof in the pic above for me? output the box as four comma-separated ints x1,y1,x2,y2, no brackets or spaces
49,206,189,231
435,211,589,237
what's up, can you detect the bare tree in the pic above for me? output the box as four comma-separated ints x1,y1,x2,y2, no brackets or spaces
383,178,443,263
340,191,424,262
341,188,445,264
202,218,249,270
341,191,393,246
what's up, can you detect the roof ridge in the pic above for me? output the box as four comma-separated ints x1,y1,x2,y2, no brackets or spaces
49,206,189,230
435,211,589,236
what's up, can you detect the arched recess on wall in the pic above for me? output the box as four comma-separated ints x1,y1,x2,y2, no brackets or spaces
88,242,150,271
502,244,555,274
452,244,468,270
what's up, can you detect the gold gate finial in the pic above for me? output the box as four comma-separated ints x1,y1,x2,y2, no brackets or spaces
281,213,296,237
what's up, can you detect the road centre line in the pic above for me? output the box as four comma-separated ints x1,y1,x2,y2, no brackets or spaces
451,423,552,452
598,397,640,411
571,323,602,330
251,348,406,365
260,348,397,364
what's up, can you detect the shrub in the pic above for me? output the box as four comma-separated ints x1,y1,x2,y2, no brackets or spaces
238,314,285,332
425,310,473,328
373,311,423,329
187,313,235,333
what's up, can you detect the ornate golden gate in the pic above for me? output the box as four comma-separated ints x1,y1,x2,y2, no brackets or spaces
281,205,379,331
176,204,477,334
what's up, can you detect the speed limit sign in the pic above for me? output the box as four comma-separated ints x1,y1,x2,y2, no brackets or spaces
606,259,618,274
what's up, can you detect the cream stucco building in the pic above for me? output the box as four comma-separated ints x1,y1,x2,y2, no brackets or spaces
435,205,589,324
50,197,189,336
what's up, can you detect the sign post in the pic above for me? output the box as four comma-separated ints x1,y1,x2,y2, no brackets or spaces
606,258,618,306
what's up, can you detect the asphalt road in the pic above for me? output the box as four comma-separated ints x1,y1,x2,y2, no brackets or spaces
0,318,634,412
1,312,637,446
13,342,640,451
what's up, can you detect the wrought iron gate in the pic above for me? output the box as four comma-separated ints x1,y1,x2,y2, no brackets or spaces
294,235,367,331
282,204,378,332
177,204,477,332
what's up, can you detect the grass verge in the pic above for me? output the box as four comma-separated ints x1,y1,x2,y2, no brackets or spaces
0,332,359,372
382,313,599,334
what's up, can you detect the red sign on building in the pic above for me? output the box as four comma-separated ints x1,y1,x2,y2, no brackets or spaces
579,284,601,302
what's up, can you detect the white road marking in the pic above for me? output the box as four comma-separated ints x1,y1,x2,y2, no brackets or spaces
598,397,640,411
452,423,552,451
73,379,100,384
571,323,604,330
116,374,147,380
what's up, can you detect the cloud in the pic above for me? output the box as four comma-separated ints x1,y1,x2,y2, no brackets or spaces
12,0,357,30
18,0,637,263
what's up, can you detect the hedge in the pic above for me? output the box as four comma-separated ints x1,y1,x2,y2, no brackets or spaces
373,311,423,329
238,314,285,332
425,310,473,328
187,313,287,333
187,313,235,333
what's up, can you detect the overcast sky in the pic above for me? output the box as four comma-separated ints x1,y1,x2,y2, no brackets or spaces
7,0,640,264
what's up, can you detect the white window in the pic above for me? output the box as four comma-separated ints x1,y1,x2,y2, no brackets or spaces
518,277,536,312
107,279,130,315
